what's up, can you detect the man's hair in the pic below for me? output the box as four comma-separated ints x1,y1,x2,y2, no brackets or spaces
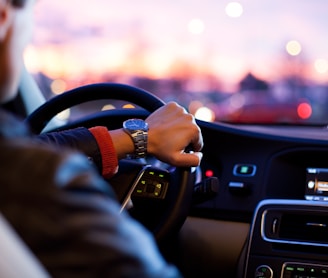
11,0,27,7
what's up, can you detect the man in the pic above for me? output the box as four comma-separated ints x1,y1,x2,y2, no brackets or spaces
0,0,203,277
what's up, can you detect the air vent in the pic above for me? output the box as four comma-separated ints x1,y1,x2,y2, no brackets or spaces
280,213,328,243
262,209,328,246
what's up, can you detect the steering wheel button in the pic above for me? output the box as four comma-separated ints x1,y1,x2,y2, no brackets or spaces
135,188,144,194
146,184,155,193
131,167,170,199
154,184,162,196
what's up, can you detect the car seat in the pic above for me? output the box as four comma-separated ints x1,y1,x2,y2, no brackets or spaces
0,213,50,278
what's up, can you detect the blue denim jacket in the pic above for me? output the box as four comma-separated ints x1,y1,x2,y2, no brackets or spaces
0,109,181,278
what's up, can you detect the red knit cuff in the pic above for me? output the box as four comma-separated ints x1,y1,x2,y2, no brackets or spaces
89,126,118,179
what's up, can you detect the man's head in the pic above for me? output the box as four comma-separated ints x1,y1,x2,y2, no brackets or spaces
0,0,34,104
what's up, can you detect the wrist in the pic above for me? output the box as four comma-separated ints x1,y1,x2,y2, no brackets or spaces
109,129,135,160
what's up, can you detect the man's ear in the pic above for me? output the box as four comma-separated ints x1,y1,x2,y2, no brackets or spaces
0,0,12,41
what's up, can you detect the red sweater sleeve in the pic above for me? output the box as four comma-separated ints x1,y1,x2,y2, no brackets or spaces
89,126,118,179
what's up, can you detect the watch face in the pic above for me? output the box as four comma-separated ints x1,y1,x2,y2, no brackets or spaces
123,119,148,131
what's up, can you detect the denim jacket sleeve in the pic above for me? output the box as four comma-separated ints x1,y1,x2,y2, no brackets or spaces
36,127,102,172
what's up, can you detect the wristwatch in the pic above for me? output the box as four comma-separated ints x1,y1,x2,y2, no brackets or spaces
123,119,149,159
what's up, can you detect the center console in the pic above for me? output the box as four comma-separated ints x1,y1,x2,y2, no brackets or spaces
243,199,328,278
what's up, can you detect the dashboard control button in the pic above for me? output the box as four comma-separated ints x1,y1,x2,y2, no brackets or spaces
228,181,251,195
255,265,273,278
229,181,245,188
282,262,328,277
233,164,256,176
193,177,219,204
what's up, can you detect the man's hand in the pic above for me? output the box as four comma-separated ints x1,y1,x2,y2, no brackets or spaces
146,102,203,167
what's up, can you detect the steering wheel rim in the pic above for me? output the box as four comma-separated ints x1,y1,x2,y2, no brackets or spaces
26,83,195,242
26,83,165,134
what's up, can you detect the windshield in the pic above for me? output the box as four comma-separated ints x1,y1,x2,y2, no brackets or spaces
25,0,328,125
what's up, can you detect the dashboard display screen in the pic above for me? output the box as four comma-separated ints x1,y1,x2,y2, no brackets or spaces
305,168,328,201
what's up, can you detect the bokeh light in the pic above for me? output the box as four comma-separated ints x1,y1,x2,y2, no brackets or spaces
123,104,136,109
102,104,116,111
51,79,67,95
297,102,312,119
286,40,302,56
188,18,205,35
189,100,204,115
225,2,244,18
230,93,246,109
56,109,71,121
195,106,215,122
314,59,328,74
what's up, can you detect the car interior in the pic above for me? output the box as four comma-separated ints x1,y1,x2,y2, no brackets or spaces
2,1,328,278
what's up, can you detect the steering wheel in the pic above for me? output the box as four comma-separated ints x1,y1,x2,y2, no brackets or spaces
26,83,195,242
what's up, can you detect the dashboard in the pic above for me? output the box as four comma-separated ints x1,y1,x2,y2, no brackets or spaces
186,120,328,277
192,121,328,222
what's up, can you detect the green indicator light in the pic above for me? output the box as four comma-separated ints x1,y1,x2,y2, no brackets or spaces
149,172,155,175
154,192,159,196
322,270,327,274
241,166,248,173
297,267,305,272
286,267,294,271
261,267,267,272
311,269,315,273
137,190,143,194
159,174,164,178
141,180,146,184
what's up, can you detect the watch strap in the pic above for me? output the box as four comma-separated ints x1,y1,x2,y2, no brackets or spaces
129,130,148,159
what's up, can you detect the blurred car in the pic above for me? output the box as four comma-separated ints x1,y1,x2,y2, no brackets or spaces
214,90,312,124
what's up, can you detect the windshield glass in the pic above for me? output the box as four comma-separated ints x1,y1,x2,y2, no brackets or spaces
26,0,328,125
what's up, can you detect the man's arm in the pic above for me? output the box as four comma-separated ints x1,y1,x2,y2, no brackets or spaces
0,142,181,278
36,127,118,178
